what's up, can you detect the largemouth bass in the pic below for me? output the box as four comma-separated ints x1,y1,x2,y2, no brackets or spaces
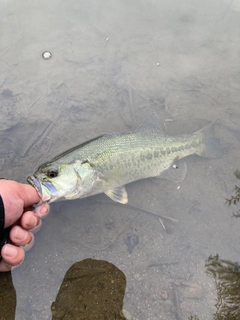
27,116,220,204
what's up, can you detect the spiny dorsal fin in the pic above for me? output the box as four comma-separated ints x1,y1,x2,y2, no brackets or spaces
105,186,128,204
136,112,165,135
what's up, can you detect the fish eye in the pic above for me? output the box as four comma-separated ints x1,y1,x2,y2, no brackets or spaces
47,168,58,178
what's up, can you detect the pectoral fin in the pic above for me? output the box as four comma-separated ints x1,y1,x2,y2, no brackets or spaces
105,186,128,204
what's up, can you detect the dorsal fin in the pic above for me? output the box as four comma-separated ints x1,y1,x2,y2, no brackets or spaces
135,112,165,135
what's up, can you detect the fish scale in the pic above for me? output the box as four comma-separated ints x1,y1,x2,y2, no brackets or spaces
27,116,220,204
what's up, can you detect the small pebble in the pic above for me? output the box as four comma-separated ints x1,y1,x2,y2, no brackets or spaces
161,291,168,300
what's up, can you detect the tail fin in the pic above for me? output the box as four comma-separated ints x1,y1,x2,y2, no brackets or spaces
195,121,221,159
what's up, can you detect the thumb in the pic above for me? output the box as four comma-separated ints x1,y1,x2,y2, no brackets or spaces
19,184,41,208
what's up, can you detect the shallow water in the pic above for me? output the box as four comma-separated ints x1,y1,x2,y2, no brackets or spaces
1,0,240,319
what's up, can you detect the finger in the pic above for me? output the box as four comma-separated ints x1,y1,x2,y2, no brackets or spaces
20,233,35,252
21,211,41,231
10,226,32,247
0,244,25,272
19,184,41,207
34,202,50,218
29,219,42,234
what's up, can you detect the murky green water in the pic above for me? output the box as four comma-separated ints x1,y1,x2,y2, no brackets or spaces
1,0,240,319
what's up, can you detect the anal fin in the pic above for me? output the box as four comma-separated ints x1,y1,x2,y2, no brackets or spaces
153,161,187,183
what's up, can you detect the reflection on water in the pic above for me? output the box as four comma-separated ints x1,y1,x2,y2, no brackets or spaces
1,0,240,319
52,259,126,319
206,255,240,319
2,254,240,319
0,272,16,320
0,259,127,320
226,170,240,218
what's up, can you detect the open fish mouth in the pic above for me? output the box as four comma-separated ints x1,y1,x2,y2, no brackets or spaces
27,175,57,202
27,175,43,197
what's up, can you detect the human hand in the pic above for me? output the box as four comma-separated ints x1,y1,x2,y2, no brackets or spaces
0,180,50,272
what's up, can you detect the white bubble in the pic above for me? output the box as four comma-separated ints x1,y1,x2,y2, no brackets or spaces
42,51,52,59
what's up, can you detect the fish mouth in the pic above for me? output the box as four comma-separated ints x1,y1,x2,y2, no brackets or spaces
27,175,57,202
27,175,43,197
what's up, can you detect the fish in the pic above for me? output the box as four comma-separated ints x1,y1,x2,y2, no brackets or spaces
27,115,220,204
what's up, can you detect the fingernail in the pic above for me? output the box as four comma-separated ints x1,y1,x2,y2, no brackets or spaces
26,214,38,228
40,205,49,215
3,245,18,258
30,219,42,234
21,233,35,252
34,204,49,217
15,227,28,241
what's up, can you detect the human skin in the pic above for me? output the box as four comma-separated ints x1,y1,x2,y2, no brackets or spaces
0,180,49,272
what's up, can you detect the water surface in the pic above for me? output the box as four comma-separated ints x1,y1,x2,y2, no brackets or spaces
1,0,240,319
